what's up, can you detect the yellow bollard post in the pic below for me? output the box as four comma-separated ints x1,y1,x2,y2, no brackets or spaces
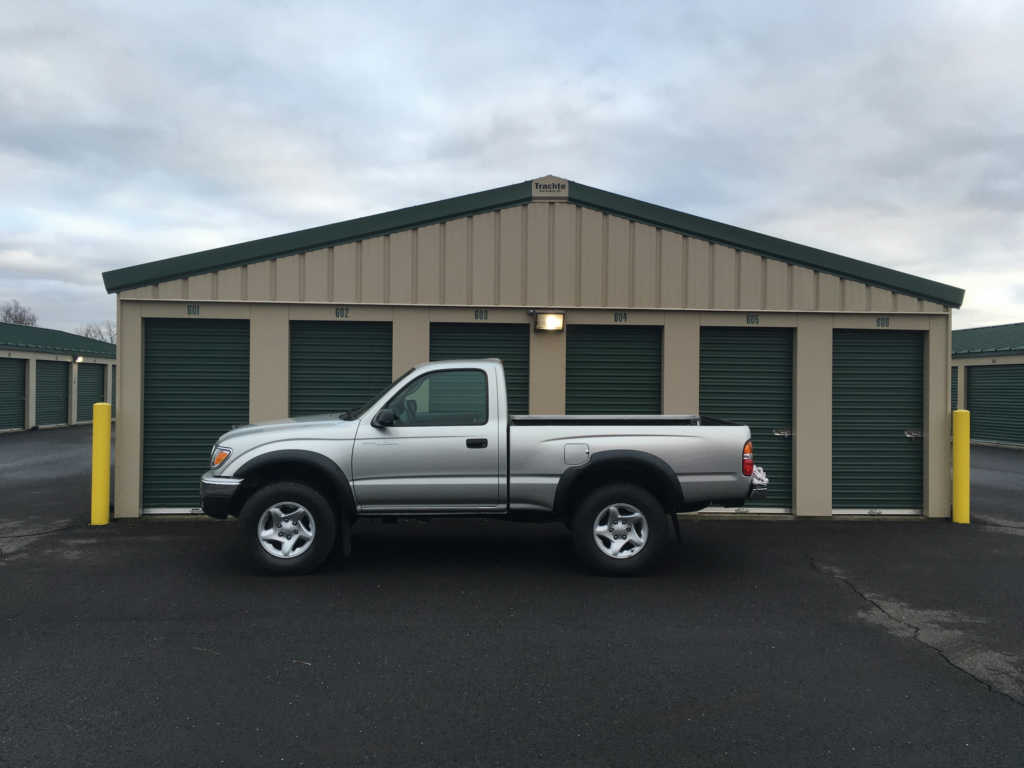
91,402,112,526
952,409,970,525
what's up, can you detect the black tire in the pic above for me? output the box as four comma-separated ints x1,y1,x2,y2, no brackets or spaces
571,483,669,575
239,481,338,575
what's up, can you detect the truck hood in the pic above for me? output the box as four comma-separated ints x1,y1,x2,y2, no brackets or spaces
218,413,359,443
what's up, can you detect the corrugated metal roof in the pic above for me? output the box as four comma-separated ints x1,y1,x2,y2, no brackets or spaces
952,322,1024,357
102,176,965,307
0,322,116,359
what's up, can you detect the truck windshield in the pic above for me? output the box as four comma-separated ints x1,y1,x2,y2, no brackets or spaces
339,368,415,420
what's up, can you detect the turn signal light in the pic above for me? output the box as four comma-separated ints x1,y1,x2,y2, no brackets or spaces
742,440,754,477
211,448,231,468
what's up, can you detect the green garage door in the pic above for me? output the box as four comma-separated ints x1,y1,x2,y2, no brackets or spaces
290,321,393,417
566,325,662,414
0,358,26,430
833,330,923,510
967,365,1024,445
36,360,70,426
430,323,530,414
700,327,793,508
951,366,958,411
143,319,250,510
76,363,105,422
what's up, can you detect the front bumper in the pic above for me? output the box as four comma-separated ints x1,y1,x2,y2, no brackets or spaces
200,473,243,519
748,465,769,499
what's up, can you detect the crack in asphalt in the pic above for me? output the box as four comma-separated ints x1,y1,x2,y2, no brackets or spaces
0,521,79,561
0,523,79,540
810,556,1024,709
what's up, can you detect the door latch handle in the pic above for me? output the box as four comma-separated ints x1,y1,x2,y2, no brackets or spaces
904,429,922,440
771,428,793,438
466,438,488,449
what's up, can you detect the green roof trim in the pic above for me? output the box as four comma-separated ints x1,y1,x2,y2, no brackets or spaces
103,176,964,308
0,322,116,359
952,322,1024,357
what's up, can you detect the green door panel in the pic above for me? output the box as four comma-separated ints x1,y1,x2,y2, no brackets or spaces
832,330,923,509
566,325,662,414
966,365,1024,445
700,327,793,508
76,363,105,422
143,319,250,509
951,366,958,411
289,321,393,417
0,358,26,429
429,323,530,414
35,360,69,426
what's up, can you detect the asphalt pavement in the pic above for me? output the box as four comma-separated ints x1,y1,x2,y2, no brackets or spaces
970,444,1024,527
1,428,1023,767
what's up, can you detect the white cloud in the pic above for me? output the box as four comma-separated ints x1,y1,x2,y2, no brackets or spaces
0,0,1022,331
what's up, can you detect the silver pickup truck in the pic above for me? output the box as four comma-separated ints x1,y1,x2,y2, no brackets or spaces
201,359,767,575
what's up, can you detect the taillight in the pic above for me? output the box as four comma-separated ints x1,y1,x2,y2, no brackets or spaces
742,440,754,476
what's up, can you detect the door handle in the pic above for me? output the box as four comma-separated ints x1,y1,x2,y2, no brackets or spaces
466,438,488,449
904,429,922,440
771,428,792,438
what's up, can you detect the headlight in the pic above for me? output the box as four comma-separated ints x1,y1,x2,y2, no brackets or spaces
210,445,232,469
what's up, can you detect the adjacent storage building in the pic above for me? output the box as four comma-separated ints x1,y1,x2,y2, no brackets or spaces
952,322,1024,447
0,323,116,431
102,175,964,518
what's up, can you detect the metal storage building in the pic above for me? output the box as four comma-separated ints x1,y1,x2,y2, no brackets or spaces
102,175,964,518
951,322,1024,447
0,323,116,432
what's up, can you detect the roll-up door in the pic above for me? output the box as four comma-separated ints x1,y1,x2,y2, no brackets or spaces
833,330,923,511
0,358,26,430
76,363,105,422
36,360,70,426
700,327,793,509
566,325,662,414
429,323,530,414
951,366,958,411
143,319,249,511
290,321,393,417
967,365,1024,445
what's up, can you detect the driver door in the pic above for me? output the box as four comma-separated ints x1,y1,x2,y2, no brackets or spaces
352,367,501,513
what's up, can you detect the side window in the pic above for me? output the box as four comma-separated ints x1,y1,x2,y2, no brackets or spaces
385,369,488,427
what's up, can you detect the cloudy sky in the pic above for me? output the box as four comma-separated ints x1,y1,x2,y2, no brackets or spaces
1,0,1021,331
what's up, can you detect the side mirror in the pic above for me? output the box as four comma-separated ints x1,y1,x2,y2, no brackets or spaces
372,407,395,428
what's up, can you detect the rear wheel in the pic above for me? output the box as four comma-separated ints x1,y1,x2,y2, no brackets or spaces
572,483,668,575
239,481,337,574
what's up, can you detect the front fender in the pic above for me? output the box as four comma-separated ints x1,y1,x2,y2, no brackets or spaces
233,449,357,555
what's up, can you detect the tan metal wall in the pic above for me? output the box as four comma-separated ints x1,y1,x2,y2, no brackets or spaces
113,299,952,520
119,202,946,315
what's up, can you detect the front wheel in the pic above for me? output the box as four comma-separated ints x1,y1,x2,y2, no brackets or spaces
239,481,337,574
572,483,669,575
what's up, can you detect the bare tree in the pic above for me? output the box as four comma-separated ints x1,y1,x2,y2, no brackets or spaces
76,320,118,345
0,300,38,326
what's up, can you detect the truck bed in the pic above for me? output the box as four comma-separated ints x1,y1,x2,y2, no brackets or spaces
507,414,752,513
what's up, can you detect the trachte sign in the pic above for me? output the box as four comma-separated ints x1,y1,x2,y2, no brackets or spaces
532,178,569,198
